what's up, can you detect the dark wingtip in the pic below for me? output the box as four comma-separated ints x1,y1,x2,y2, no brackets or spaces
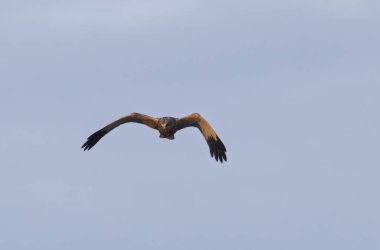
206,136,227,163
81,141,93,151
81,129,107,151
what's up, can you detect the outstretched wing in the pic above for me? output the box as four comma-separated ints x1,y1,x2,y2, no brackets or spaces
82,113,159,151
176,113,227,163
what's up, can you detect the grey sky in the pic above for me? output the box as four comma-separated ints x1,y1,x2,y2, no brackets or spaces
1,1,379,249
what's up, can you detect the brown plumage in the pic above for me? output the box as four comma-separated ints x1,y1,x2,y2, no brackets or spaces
82,113,227,163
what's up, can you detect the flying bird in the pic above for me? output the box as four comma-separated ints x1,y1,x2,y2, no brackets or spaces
82,113,227,163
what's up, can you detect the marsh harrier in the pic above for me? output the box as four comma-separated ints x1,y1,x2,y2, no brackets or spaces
82,113,227,163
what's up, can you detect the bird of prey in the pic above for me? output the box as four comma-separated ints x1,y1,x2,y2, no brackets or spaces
82,113,227,163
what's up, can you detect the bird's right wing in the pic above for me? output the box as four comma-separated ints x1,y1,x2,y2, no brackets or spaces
82,113,159,151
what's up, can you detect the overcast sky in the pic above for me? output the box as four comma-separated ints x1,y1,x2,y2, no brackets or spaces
1,1,379,249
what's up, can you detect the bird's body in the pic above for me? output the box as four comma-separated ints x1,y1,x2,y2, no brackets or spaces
82,113,227,163
157,117,177,139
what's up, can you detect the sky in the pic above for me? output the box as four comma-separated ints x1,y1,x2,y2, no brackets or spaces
0,1,379,249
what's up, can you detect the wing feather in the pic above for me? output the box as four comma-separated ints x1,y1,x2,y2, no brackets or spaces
176,113,227,163
82,113,159,151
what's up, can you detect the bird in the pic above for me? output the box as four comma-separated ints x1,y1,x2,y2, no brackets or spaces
82,113,227,163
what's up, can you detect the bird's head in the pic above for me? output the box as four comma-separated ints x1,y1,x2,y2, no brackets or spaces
158,117,176,130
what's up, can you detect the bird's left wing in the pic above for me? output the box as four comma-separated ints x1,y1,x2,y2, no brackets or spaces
82,113,159,151
176,113,227,163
